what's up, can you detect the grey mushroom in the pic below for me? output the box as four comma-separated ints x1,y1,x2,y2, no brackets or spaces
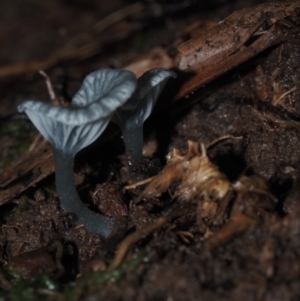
18,69,137,237
112,68,176,169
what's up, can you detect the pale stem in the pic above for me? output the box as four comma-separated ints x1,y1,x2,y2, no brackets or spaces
53,148,113,238
122,121,143,167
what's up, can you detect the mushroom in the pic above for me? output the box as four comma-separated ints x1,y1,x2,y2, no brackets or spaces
112,68,176,169
18,69,137,237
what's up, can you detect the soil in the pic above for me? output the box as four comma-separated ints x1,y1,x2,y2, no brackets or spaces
0,0,300,300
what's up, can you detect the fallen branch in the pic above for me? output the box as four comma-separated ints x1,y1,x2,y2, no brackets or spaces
175,1,300,99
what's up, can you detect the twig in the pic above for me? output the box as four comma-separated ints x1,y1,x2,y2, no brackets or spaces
109,216,167,270
207,135,243,149
252,108,300,129
124,176,155,190
109,205,195,270
201,211,255,255
272,86,297,106
39,70,59,104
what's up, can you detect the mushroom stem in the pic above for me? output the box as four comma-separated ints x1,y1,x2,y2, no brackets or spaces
122,121,143,167
53,149,113,238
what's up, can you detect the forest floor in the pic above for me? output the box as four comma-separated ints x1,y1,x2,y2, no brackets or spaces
0,0,300,300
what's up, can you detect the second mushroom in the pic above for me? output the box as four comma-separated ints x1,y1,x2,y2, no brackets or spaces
112,68,176,175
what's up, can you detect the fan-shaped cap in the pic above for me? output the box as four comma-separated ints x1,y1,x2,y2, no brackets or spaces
112,68,176,126
18,69,137,155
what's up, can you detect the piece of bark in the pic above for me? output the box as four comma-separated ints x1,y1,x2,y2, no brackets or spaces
175,1,300,99
0,151,54,205
7,248,57,279
92,181,129,218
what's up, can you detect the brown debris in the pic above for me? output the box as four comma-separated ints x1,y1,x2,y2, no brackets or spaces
138,140,278,252
109,204,195,270
7,248,58,279
138,140,235,236
253,26,300,116
204,175,278,252
0,150,54,205
255,65,269,102
140,140,231,201
81,259,107,275
174,142,231,201
109,216,167,270
92,181,129,218
0,168,12,186
255,61,298,106
260,238,277,278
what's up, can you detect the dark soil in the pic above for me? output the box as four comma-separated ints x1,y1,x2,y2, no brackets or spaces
1,0,300,300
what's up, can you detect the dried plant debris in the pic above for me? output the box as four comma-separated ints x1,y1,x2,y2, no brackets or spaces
254,27,300,117
140,140,232,202
204,175,278,251
0,151,54,205
92,181,129,218
135,140,277,244
6,241,64,279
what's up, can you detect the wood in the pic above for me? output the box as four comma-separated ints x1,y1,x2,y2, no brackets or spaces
175,1,300,99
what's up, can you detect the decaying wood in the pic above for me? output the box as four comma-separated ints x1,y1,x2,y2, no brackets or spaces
179,2,299,69
0,151,54,205
175,1,300,99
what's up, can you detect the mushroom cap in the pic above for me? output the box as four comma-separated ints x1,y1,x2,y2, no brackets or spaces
112,68,176,126
18,69,137,155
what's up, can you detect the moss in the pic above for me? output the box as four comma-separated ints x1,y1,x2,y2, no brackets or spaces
64,257,143,300
1,272,61,301
1,257,144,301
0,120,37,169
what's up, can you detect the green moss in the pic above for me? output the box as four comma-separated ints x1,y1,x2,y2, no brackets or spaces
64,269,121,300
64,257,143,300
1,254,143,301
1,272,61,301
0,120,37,169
